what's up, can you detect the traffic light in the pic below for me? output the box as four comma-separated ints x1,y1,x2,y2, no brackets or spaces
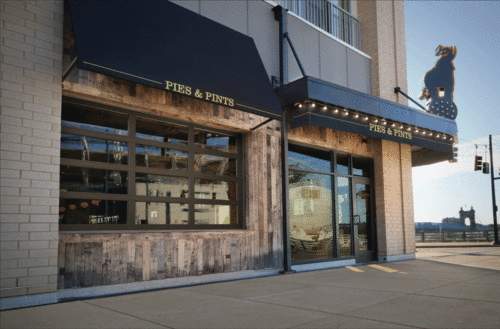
483,162,490,174
474,156,482,171
449,147,458,163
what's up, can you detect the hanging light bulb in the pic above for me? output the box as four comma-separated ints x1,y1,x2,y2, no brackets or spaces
415,128,419,133
407,127,411,131
382,121,387,125
436,134,440,138
298,104,303,108
322,106,327,111
391,123,396,128
354,114,359,119
334,108,339,114
429,132,433,137
343,110,349,116
364,116,369,121
374,119,379,123
399,125,404,129
311,103,316,108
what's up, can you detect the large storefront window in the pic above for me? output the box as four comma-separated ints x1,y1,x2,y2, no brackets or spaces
288,143,374,263
59,102,242,230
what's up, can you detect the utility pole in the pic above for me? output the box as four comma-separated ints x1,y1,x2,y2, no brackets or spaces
489,135,499,245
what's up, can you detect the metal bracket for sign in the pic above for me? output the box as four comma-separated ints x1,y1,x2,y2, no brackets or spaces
284,32,307,78
394,87,427,112
250,118,274,131
62,56,78,82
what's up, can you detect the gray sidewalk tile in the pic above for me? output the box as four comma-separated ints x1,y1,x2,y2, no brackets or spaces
472,273,500,285
84,288,329,328
417,282,500,303
250,285,404,314
0,301,166,328
290,314,414,328
181,277,314,299
343,294,500,328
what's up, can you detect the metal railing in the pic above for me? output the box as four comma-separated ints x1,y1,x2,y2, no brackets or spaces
416,231,496,243
275,0,361,50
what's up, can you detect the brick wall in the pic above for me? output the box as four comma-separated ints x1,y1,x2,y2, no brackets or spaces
1,0,63,298
358,0,415,257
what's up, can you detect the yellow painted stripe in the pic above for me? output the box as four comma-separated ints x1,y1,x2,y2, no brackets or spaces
368,264,399,273
346,266,364,272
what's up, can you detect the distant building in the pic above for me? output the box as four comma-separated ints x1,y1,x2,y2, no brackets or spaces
442,207,476,230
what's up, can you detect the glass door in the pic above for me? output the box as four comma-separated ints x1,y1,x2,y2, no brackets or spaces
352,177,376,262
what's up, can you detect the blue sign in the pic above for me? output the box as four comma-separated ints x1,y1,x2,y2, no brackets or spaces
420,45,458,120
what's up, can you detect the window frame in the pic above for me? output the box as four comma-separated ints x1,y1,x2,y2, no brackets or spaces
59,98,244,231
287,141,374,263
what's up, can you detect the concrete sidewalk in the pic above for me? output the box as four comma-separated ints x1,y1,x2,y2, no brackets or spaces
1,247,499,328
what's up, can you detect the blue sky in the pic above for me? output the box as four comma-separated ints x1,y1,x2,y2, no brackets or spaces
405,1,500,224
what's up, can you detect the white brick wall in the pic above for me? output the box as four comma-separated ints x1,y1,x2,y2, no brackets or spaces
1,0,63,299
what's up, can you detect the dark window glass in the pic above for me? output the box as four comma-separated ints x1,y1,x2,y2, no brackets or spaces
135,202,188,225
61,133,128,164
136,117,188,145
194,205,237,225
62,106,128,135
288,145,331,172
336,153,349,175
60,166,128,194
194,154,236,177
60,104,242,229
289,170,333,262
194,129,236,153
59,199,127,224
352,157,372,177
194,179,236,200
136,145,188,170
136,173,188,198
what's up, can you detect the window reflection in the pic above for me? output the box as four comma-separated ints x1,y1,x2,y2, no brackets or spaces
356,183,371,251
194,205,236,225
353,157,372,177
62,106,128,135
288,145,331,172
289,170,333,261
194,129,236,153
59,199,127,224
135,202,188,225
194,154,236,176
336,153,349,175
61,133,128,164
136,174,188,198
195,179,236,200
136,117,188,145
337,176,352,256
136,145,188,170
60,166,128,194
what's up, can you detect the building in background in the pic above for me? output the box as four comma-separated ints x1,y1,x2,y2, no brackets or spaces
1,0,457,308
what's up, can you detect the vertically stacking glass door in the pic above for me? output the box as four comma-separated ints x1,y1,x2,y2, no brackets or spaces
288,144,375,263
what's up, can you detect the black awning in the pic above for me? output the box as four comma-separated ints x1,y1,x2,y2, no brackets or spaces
275,76,458,166
68,0,282,119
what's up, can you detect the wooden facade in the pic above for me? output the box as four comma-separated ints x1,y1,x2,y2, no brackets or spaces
59,69,283,289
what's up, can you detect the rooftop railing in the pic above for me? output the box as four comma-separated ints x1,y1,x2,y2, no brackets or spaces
275,0,361,50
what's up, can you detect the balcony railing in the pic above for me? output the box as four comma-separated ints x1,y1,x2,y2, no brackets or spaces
275,0,361,50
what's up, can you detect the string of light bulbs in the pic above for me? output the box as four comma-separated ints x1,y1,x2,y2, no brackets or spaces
294,101,456,142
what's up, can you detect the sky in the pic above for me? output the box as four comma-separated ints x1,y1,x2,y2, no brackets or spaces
404,1,500,225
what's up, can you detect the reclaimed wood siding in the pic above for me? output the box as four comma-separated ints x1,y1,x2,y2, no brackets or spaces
58,130,283,290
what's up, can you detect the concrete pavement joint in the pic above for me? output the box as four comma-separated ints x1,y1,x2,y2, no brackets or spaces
81,300,173,329
287,312,423,329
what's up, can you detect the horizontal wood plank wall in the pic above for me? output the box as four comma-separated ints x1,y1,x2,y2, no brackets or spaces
59,69,282,289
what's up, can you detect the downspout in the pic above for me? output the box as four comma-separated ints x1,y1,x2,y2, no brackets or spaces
273,5,293,273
